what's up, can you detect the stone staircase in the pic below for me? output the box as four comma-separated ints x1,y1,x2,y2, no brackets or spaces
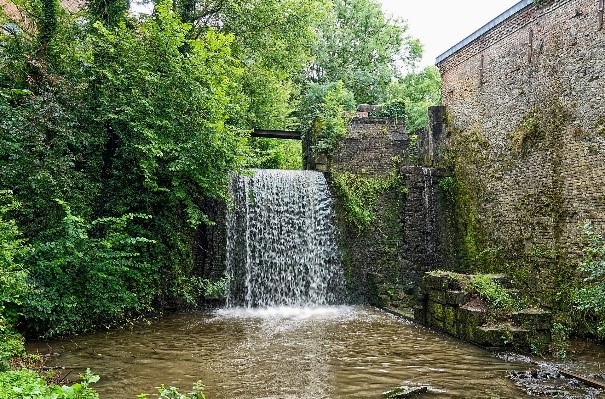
414,271,552,352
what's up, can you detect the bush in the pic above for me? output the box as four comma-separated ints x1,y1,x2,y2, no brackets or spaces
0,369,99,399
574,222,605,338
299,81,355,156
0,190,29,370
23,201,156,336
138,381,206,399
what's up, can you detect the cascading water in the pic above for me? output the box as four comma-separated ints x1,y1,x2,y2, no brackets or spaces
225,169,346,308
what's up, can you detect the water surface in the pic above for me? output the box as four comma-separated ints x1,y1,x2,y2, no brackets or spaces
28,306,533,398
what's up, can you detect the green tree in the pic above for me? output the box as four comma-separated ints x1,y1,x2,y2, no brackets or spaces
311,0,422,104
387,65,441,131
1,0,249,334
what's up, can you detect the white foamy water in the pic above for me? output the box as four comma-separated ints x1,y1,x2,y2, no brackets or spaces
215,305,356,320
225,169,346,308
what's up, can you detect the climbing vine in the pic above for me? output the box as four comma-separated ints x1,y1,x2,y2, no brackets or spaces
331,170,405,231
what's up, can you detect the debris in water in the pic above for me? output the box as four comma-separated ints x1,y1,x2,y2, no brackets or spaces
382,386,428,398
509,363,605,398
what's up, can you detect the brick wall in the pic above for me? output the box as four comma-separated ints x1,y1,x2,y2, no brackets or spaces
437,0,605,306
328,117,455,303
330,117,408,176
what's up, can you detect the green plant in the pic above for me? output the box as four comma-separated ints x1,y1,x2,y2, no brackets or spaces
428,271,522,313
138,381,206,399
550,322,570,359
438,176,455,201
468,274,520,312
177,276,230,304
0,368,100,399
299,81,355,158
573,222,605,339
0,190,29,370
332,171,403,230
23,200,156,336
375,99,406,124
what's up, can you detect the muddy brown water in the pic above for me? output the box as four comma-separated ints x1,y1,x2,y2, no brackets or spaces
28,306,535,399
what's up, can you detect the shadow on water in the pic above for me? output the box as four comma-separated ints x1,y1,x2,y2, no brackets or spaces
28,306,534,399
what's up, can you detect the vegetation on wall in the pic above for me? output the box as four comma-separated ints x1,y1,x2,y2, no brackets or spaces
331,171,404,231
574,223,605,339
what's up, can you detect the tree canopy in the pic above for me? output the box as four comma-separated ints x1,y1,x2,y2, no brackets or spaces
0,0,440,340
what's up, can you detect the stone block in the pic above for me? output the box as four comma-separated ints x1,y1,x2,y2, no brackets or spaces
382,386,428,399
427,301,444,321
445,290,471,305
427,289,446,304
443,305,457,335
422,274,450,290
512,309,552,330
413,305,426,324
457,305,488,327
474,326,515,347
427,314,444,330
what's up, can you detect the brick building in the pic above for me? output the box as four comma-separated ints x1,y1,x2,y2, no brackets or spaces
435,0,605,305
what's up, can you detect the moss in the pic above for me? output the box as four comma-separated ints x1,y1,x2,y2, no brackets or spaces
331,170,404,231
594,117,605,135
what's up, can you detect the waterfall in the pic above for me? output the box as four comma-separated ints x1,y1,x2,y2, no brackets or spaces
225,169,346,308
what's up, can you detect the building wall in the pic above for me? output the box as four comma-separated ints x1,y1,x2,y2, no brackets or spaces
437,0,605,306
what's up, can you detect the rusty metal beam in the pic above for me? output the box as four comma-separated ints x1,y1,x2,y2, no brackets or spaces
251,130,301,140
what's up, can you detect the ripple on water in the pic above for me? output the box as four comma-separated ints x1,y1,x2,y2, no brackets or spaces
27,306,534,399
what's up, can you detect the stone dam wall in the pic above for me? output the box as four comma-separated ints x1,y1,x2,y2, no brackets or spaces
324,117,456,304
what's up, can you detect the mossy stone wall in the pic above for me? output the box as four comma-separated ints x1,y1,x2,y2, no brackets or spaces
437,0,605,312
327,117,455,304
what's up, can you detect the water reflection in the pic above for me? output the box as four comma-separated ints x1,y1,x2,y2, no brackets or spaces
28,306,530,398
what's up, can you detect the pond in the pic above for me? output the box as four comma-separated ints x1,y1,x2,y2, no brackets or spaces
28,306,533,399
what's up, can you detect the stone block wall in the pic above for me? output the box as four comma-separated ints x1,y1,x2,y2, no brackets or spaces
437,0,605,307
415,272,553,351
327,117,455,304
331,117,408,176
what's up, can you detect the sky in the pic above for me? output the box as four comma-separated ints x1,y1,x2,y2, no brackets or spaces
379,0,521,67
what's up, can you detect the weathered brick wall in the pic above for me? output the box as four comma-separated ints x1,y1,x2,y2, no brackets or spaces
328,118,455,304
437,0,605,307
331,117,408,176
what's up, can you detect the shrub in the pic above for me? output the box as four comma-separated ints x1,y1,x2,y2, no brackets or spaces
0,368,100,399
574,222,605,338
23,200,156,336
138,381,206,399
0,190,29,370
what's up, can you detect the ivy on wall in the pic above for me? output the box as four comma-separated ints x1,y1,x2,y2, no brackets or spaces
331,170,406,231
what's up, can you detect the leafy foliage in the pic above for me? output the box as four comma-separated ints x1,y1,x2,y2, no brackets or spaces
332,171,403,230
386,65,441,131
24,201,155,336
467,274,520,312
0,368,100,399
299,81,355,157
138,381,206,399
311,0,422,104
0,191,28,370
574,223,605,338
1,0,249,335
